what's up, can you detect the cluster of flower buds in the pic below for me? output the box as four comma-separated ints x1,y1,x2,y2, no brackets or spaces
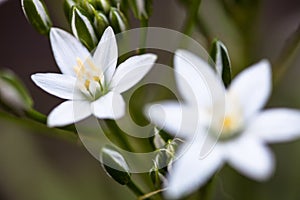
21,0,131,51
63,0,129,50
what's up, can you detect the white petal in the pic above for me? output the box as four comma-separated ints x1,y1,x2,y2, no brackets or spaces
91,92,125,119
228,60,271,120
165,137,223,199
50,28,91,76
47,100,92,127
110,54,157,93
246,109,300,143
93,27,118,82
174,50,225,108
145,101,202,139
31,73,84,100
225,137,274,180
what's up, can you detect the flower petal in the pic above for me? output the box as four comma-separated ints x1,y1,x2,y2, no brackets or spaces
228,60,271,120
174,50,224,106
91,92,125,119
110,54,157,93
165,137,223,199
47,100,92,127
224,137,274,180
50,28,91,76
246,109,300,143
93,27,118,83
31,73,84,100
145,101,202,139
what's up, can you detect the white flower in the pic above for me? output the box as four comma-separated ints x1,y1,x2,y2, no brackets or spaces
146,49,300,199
32,26,157,127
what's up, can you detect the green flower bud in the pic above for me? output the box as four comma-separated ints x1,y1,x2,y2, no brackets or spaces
109,7,129,33
71,6,98,51
63,0,77,22
79,0,96,17
95,0,111,14
100,145,131,185
21,0,52,35
210,39,232,87
93,11,109,37
0,70,33,115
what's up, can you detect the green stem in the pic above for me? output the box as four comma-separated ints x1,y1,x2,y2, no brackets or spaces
182,0,202,36
138,18,149,54
101,119,134,152
127,180,145,197
195,15,212,46
24,108,47,124
24,108,78,133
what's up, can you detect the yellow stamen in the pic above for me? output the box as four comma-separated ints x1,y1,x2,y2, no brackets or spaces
84,79,90,89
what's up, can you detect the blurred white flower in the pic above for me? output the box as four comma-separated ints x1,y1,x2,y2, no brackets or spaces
32,26,157,127
146,50,300,199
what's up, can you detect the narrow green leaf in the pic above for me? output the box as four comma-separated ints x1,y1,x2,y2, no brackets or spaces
100,145,131,185
210,39,232,87
21,0,52,35
71,6,98,51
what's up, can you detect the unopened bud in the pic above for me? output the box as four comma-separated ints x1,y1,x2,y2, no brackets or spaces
21,0,52,35
71,7,98,51
93,11,109,37
109,7,129,33
100,145,131,185
0,70,33,115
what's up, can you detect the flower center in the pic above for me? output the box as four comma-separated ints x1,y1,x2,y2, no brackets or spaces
74,57,106,100
210,92,244,140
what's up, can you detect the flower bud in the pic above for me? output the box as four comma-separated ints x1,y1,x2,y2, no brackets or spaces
210,39,232,87
63,0,76,22
0,70,33,115
78,0,96,17
100,145,131,185
71,6,98,51
109,7,129,33
95,0,111,14
93,11,109,37
21,0,52,35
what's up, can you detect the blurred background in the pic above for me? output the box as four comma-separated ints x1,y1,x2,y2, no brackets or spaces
0,0,300,199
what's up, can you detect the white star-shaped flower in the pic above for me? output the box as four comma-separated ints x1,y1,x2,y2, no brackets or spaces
146,49,300,199
32,26,157,127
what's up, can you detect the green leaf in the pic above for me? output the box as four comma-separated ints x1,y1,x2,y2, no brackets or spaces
210,39,232,87
100,145,131,185
109,7,129,33
71,6,99,51
0,69,33,115
21,0,52,35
